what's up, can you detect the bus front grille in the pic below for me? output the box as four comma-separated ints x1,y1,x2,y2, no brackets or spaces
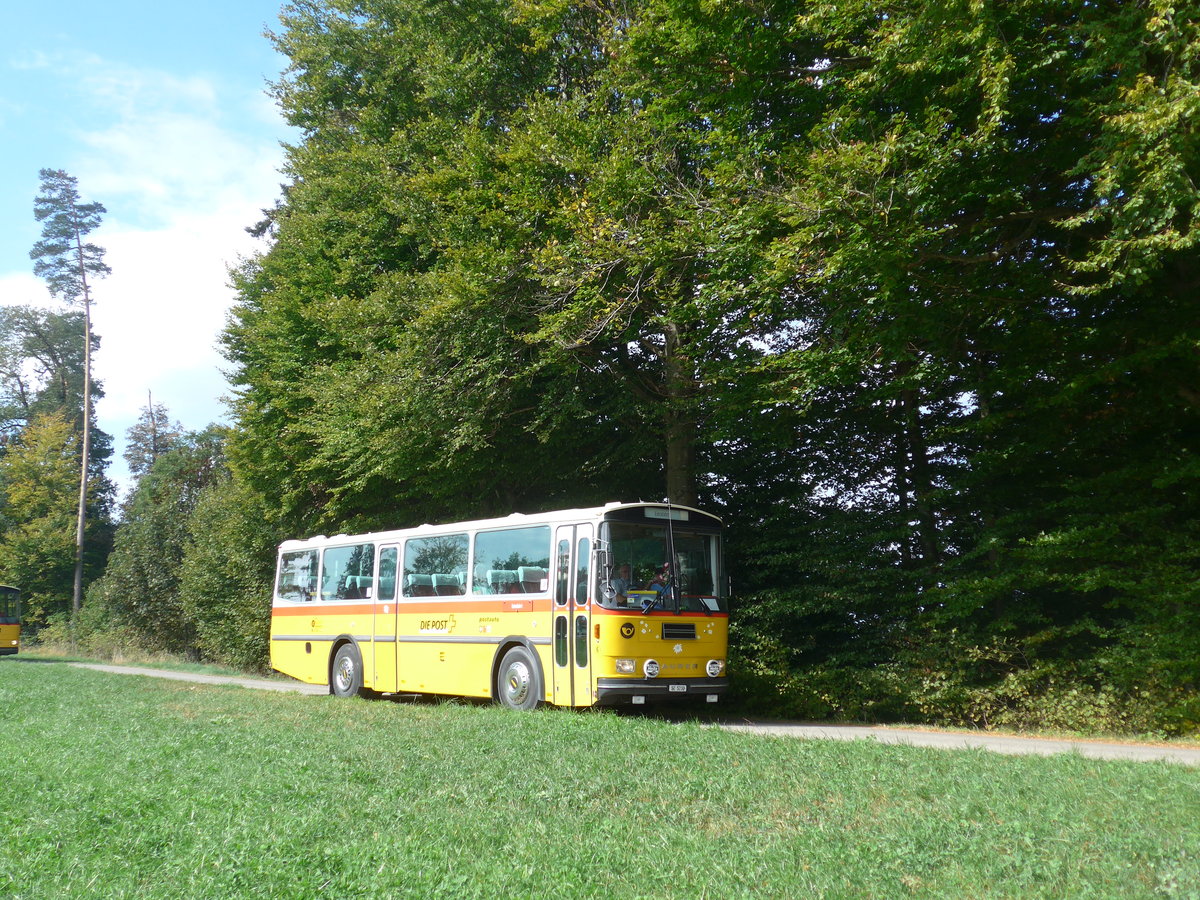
662,623,696,640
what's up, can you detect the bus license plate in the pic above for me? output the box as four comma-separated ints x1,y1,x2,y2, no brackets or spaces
669,684,686,693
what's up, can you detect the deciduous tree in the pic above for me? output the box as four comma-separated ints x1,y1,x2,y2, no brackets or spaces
0,412,82,625
216,0,1200,732
87,428,228,656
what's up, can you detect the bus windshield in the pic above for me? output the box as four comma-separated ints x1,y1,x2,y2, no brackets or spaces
598,522,726,613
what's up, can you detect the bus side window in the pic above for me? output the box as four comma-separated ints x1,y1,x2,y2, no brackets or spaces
404,534,468,597
576,537,590,604
322,544,375,601
277,549,318,602
472,526,550,595
378,546,398,601
555,539,570,604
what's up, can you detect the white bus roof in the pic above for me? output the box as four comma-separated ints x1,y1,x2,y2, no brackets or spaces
277,501,721,551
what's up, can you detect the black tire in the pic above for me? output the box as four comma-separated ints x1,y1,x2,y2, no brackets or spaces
496,645,542,710
330,643,364,698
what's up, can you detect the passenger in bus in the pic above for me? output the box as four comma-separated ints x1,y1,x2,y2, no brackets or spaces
643,565,673,609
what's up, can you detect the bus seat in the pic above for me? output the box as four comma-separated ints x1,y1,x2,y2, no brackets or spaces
433,573,462,596
517,566,548,594
488,569,519,593
405,573,434,596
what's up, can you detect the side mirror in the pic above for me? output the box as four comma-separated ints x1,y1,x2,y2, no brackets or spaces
595,546,615,599
594,545,613,572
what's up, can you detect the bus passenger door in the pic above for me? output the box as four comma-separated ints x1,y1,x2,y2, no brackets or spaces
373,544,400,692
551,527,572,705
552,525,593,707
572,526,593,706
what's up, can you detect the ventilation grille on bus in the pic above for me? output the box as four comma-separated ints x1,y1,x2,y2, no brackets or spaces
662,623,696,640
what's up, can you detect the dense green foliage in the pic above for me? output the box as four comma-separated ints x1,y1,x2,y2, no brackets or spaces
0,414,87,624
85,430,227,655
719,0,1200,733
3,663,1198,898
0,306,114,627
210,0,1200,733
81,428,279,670
176,473,277,670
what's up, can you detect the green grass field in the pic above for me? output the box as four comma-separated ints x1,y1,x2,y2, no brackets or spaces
1,661,1197,899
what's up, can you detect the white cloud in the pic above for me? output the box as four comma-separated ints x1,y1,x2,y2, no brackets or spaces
67,58,284,225
0,272,48,306
91,205,263,429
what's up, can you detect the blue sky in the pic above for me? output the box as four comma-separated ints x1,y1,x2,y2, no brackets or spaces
0,1,296,493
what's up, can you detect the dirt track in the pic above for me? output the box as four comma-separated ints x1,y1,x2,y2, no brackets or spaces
66,661,1200,767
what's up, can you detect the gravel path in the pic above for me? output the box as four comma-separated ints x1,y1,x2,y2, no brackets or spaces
68,662,1200,766
69,662,328,695
712,720,1200,766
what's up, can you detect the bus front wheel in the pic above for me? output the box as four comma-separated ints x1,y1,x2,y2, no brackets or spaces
331,644,364,698
497,646,542,710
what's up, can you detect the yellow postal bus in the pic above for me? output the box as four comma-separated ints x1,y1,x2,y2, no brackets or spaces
0,586,20,656
270,502,728,708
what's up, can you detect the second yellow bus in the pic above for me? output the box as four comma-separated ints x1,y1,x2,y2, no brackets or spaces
0,586,21,657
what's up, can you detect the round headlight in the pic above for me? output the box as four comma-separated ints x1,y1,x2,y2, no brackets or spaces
706,659,725,678
643,659,660,678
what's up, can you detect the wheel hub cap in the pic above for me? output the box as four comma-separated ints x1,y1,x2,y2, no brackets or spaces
504,660,530,705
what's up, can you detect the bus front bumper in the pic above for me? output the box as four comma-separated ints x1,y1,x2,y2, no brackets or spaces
595,677,728,706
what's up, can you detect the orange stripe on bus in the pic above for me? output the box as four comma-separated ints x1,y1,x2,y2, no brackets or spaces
271,599,552,617
589,607,729,618
270,602,727,618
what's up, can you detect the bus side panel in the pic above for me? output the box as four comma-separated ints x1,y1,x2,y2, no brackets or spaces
270,634,327,685
270,605,375,687
534,642,553,704
393,606,550,701
395,639,498,698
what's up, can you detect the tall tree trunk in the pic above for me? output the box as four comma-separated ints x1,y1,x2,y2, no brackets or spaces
663,321,698,507
975,377,1005,618
896,361,939,568
148,390,159,460
893,404,915,569
71,258,93,628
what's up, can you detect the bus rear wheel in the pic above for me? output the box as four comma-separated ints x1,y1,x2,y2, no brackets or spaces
331,643,364,698
497,646,541,710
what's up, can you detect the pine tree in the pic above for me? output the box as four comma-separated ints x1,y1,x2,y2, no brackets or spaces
29,169,110,622
124,394,185,481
